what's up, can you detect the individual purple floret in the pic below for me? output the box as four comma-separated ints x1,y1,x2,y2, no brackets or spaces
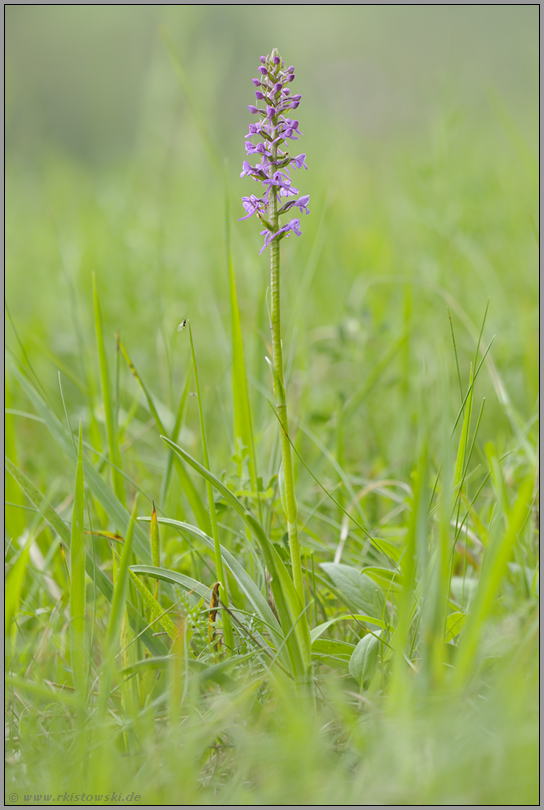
240,48,309,254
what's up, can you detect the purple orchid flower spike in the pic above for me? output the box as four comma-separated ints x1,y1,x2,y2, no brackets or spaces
240,48,309,255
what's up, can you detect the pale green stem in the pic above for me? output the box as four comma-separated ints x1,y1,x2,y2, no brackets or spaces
268,144,304,606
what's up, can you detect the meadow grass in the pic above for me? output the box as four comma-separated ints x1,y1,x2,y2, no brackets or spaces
5,8,539,805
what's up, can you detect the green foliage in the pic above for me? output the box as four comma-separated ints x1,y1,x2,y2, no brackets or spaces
4,6,538,804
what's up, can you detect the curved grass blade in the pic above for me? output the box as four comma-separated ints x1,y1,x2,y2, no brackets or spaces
120,340,210,530
5,455,167,657
160,437,310,676
146,518,286,661
7,362,152,564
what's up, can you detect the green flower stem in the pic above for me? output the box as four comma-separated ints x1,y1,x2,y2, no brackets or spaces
268,153,304,606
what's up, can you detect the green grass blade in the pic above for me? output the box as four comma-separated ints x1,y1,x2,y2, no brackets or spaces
225,169,259,505
92,274,125,507
147,517,287,661
131,563,288,672
120,340,209,530
5,455,167,658
5,537,32,641
454,364,474,489
128,569,177,641
69,422,86,701
131,564,211,600
342,333,408,419
160,372,190,505
160,437,309,676
160,27,221,176
454,475,534,686
185,322,235,652
150,502,160,599
6,674,77,706
7,362,152,563
98,498,137,719
5,377,26,539
388,447,427,706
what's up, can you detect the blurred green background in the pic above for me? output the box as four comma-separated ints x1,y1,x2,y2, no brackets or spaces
6,5,539,484
4,11,539,802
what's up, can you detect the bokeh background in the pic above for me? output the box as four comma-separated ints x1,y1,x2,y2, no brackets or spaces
6,5,539,484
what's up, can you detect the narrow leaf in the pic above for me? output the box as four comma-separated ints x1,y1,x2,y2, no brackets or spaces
69,423,86,699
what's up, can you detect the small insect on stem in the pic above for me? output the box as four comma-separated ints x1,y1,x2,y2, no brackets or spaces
177,319,188,332
208,582,221,650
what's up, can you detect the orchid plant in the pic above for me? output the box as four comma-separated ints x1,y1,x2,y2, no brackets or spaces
240,48,309,605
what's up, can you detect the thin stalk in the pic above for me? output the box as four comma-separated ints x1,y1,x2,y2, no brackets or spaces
186,322,235,653
268,162,304,605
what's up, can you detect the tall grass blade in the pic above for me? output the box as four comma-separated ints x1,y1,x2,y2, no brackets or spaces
150,502,160,599
454,475,534,686
5,377,26,539
185,322,235,652
97,498,138,719
144,518,286,657
388,447,427,706
92,274,125,507
69,422,86,702
5,535,31,642
8,362,152,562
5,455,167,657
160,27,221,176
225,168,259,508
120,340,210,530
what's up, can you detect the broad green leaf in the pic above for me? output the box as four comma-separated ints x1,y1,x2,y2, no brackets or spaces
450,576,479,611
349,632,381,687
312,637,355,660
363,566,403,594
445,611,468,642
312,636,355,671
320,562,386,623
310,613,387,645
